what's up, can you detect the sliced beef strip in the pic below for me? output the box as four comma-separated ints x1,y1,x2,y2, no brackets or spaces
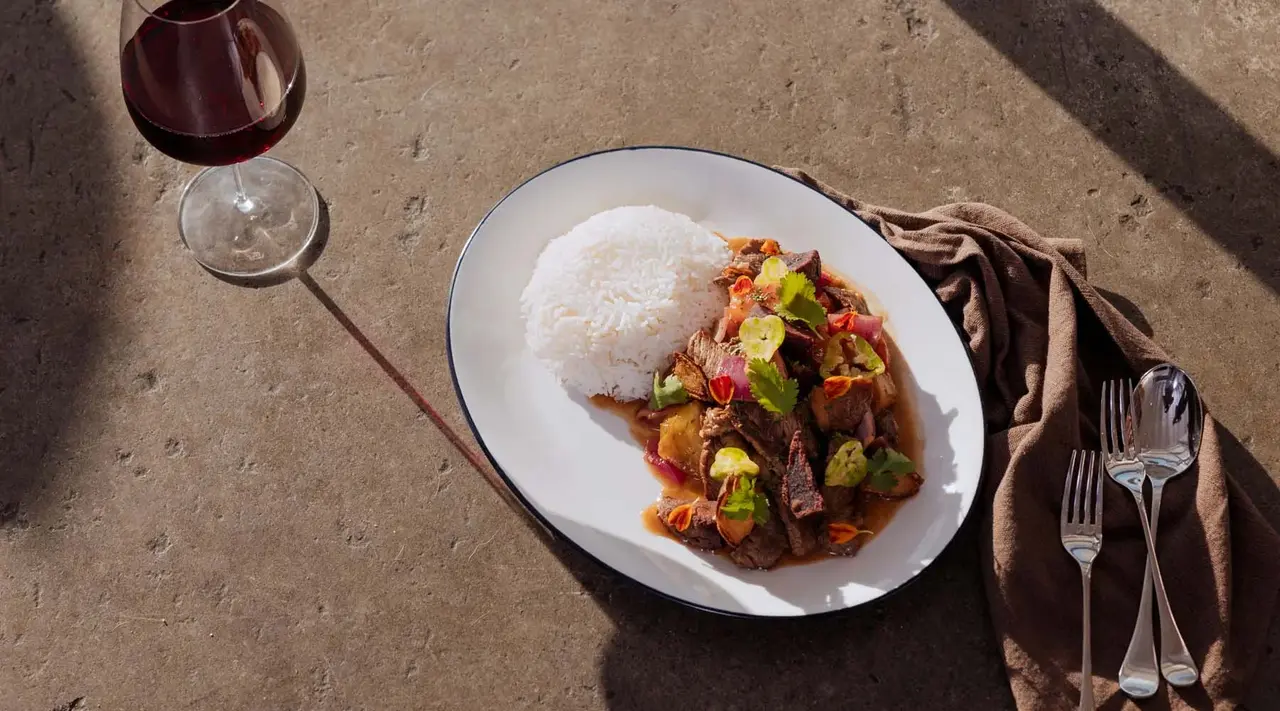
824,286,869,314
727,401,819,471
820,484,869,556
763,475,820,557
728,497,788,569
700,406,735,438
782,431,825,518
808,381,874,434
712,252,769,288
686,329,734,381
656,496,723,551
670,352,709,400
781,250,821,283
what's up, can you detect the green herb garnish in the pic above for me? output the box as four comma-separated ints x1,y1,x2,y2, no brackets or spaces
866,448,916,492
825,439,869,487
746,358,798,415
851,335,886,376
775,272,827,332
649,371,689,410
720,475,770,524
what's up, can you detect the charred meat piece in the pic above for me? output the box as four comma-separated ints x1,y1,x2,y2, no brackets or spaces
866,470,924,500
728,498,788,569
670,352,709,400
825,286,869,314
781,250,821,283
713,252,769,288
820,484,869,556
735,238,768,255
763,475,820,557
686,329,734,381
808,381,874,434
699,406,735,438
875,410,899,446
727,401,819,469
656,496,723,551
782,431,825,518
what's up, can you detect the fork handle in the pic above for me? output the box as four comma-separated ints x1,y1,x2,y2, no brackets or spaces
1129,487,1200,687
1118,485,1160,698
1079,565,1096,711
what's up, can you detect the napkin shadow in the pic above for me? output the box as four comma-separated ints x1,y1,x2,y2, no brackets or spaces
0,2,113,526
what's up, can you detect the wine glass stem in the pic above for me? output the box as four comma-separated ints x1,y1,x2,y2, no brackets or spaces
232,163,256,213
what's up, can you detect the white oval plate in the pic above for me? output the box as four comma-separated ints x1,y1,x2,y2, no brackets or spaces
448,147,984,617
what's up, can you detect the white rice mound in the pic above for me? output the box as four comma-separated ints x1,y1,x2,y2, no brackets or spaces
520,206,731,400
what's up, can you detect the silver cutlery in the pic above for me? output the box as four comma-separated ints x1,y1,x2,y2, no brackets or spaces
1061,450,1104,711
1123,365,1204,690
1101,378,1199,695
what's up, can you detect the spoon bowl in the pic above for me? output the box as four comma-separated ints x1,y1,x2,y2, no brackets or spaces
1134,364,1204,480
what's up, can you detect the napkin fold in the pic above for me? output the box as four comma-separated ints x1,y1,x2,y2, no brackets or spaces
781,168,1280,710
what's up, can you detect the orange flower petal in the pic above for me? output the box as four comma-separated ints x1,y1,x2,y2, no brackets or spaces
761,239,781,256
828,522,871,545
830,313,855,333
729,275,754,298
667,504,694,532
823,376,854,400
708,375,734,406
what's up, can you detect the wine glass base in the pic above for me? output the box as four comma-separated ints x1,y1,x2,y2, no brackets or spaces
178,156,321,282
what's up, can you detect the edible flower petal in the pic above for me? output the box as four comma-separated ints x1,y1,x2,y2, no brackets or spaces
666,503,694,532
827,522,872,545
825,439,868,487
823,375,856,400
738,314,785,363
729,275,754,298
709,447,759,481
760,239,781,256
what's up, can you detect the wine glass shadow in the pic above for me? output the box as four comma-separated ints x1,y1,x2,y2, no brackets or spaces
0,2,116,528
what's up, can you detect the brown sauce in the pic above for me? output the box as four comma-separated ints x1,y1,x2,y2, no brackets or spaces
591,249,924,568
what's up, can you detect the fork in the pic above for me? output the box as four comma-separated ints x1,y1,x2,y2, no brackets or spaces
1061,450,1104,711
1100,379,1197,691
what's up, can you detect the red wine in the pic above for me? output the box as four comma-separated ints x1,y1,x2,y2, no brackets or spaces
120,0,306,166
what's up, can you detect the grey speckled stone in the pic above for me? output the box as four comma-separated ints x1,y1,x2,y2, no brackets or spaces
1,0,1277,709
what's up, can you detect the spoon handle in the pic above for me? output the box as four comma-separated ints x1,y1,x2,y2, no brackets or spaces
1118,482,1160,698
1130,486,1200,686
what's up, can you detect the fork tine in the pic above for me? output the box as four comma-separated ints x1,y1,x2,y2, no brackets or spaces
1099,380,1110,456
1122,377,1134,455
1084,451,1096,525
1062,450,1078,529
1073,450,1085,524
1093,451,1104,525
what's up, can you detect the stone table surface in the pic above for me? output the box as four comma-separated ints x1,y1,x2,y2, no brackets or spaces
3,0,1280,709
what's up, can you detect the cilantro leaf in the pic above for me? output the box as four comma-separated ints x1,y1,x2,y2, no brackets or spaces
746,358,798,415
866,448,916,492
649,371,689,410
775,272,827,332
719,475,770,523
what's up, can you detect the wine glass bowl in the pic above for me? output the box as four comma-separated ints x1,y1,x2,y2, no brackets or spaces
119,0,320,280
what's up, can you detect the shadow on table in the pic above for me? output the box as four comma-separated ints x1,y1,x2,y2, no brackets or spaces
940,0,1280,299
0,2,114,525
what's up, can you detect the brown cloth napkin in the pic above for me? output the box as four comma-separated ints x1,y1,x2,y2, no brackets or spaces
780,169,1280,710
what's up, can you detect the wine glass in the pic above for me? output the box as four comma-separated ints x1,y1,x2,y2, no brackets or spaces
119,0,319,280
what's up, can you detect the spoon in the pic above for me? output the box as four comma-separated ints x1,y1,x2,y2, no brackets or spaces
1118,364,1203,695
